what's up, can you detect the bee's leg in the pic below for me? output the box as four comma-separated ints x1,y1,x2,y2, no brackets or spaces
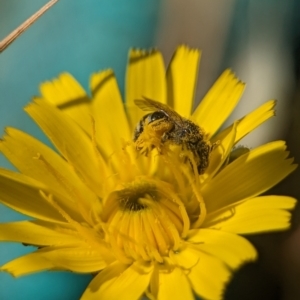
211,140,220,151
180,148,199,175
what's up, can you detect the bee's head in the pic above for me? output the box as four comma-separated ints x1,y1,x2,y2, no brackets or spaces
133,111,168,142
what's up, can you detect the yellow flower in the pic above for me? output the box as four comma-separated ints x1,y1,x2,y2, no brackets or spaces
0,46,297,300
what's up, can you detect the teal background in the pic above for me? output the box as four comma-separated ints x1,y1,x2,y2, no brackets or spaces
0,0,160,299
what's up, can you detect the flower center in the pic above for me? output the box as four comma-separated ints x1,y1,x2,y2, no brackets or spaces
117,182,157,211
101,180,190,263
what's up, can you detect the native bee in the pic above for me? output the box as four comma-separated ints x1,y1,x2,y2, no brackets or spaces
133,97,214,174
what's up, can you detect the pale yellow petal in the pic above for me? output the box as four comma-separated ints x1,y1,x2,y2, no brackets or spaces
0,127,100,223
126,49,166,128
81,262,152,300
188,251,231,300
157,267,194,300
90,69,131,155
166,46,200,116
0,220,79,246
192,69,245,138
187,229,257,269
204,196,296,234
25,99,107,196
0,168,64,222
39,73,92,132
202,141,297,213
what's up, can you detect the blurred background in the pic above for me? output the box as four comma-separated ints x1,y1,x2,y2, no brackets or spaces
0,0,299,299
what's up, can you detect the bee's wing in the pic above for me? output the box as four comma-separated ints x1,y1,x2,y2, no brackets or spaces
134,98,163,112
134,98,183,123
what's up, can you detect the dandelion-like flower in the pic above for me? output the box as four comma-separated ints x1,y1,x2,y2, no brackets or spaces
0,46,297,300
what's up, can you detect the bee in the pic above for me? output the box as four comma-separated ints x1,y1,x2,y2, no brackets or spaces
133,97,214,174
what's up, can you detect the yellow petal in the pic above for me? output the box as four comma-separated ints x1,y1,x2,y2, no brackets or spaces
188,251,231,300
205,122,237,179
1,252,55,277
205,196,296,234
81,262,152,300
1,246,110,276
0,168,63,222
40,73,87,106
202,141,297,213
90,69,131,155
166,46,200,116
157,267,194,300
187,229,257,269
39,73,92,133
25,99,107,196
193,69,245,138
235,99,276,143
40,246,108,273
126,49,166,128
216,100,276,145
0,220,79,246
0,127,98,220
170,246,200,270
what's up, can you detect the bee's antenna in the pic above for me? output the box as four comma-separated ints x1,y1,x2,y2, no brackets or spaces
0,0,59,53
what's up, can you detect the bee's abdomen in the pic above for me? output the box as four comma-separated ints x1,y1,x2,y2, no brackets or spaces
195,140,211,174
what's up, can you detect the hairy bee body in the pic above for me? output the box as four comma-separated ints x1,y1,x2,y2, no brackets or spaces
133,98,213,174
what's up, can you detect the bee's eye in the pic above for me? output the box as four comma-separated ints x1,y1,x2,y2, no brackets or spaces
147,111,167,124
